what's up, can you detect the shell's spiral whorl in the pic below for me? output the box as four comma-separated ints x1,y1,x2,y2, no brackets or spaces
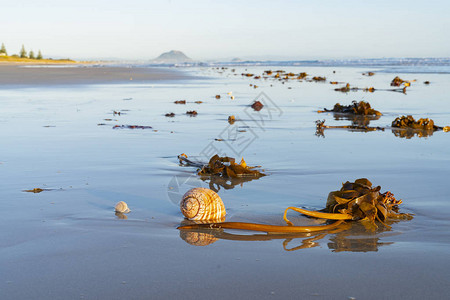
180,188,226,221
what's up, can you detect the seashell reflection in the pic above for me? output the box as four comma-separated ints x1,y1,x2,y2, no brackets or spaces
179,230,218,246
115,212,128,220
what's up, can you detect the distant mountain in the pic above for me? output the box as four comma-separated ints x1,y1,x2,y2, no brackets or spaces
152,50,192,63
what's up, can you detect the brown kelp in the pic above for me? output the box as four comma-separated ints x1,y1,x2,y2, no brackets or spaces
179,154,265,177
316,114,449,138
334,84,375,93
315,119,384,137
391,115,449,138
318,100,382,116
390,76,413,87
283,178,413,231
186,110,198,116
178,154,266,191
392,115,439,131
113,125,153,129
251,100,264,111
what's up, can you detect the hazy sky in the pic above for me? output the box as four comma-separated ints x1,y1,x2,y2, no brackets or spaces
2,0,449,60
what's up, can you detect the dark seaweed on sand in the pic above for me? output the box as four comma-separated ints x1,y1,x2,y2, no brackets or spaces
113,125,153,129
198,154,265,178
391,115,448,139
178,154,265,191
390,76,406,87
324,178,412,230
251,100,264,111
319,100,382,116
179,154,265,178
392,115,439,131
315,119,384,137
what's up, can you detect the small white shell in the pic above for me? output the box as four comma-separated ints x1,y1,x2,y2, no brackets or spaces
115,201,131,213
180,188,226,221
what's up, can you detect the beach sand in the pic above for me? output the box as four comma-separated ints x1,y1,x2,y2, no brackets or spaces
0,64,194,86
1,64,449,299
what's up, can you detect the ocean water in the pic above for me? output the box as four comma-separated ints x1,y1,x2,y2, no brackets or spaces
1,64,449,299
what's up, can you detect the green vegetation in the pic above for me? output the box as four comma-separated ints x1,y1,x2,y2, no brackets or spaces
0,43,7,55
0,42,75,64
20,45,27,58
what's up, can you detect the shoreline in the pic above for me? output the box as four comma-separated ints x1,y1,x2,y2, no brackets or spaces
0,64,197,86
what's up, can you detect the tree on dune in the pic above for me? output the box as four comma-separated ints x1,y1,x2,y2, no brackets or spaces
0,43,7,55
29,50,35,59
37,50,43,60
20,45,27,58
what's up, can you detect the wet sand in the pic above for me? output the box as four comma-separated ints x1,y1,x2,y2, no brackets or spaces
1,65,450,299
0,64,193,86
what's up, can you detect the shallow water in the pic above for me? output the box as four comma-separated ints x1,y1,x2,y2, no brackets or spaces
1,66,449,299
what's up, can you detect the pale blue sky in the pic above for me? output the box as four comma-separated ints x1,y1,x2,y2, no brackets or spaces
1,0,449,60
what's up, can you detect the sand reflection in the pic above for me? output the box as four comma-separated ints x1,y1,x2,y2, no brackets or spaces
179,221,399,252
316,113,438,139
315,113,383,137
391,128,435,139
199,174,262,192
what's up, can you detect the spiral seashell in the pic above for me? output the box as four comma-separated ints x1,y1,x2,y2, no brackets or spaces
180,188,226,221
115,201,131,214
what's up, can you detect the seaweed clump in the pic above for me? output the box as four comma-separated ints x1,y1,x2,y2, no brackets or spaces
325,179,411,223
251,101,264,111
186,110,198,116
319,101,382,116
391,115,443,138
197,154,265,178
391,115,438,131
390,76,405,86
178,154,265,179
285,178,413,231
